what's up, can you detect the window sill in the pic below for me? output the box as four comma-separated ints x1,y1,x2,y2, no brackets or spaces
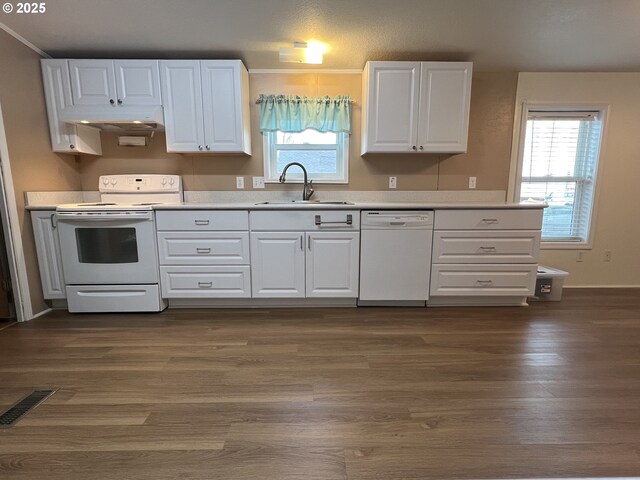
264,179,349,185
541,242,592,250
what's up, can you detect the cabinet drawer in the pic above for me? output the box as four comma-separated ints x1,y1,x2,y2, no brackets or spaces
432,230,540,264
434,209,543,230
430,264,537,297
160,266,251,298
250,210,360,231
156,210,248,231
157,232,249,265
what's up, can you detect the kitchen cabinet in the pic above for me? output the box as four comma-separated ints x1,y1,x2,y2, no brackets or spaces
30,210,66,299
156,210,251,298
429,208,543,306
160,60,251,154
40,59,102,155
68,60,162,106
250,211,360,299
361,61,472,154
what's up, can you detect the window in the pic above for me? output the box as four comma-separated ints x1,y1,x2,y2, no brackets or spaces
263,129,349,183
516,107,605,245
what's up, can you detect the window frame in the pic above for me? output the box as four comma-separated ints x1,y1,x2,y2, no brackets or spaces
510,102,608,250
262,130,350,184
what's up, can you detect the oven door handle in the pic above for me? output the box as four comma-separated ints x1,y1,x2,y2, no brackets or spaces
56,212,153,222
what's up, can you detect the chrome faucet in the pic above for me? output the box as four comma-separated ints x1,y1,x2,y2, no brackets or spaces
279,162,314,201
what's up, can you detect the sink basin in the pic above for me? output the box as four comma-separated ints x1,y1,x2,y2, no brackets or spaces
256,200,354,205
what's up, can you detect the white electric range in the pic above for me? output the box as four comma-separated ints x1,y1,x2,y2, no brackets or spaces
56,174,183,313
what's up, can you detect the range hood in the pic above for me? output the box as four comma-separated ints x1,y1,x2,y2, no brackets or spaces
60,105,164,132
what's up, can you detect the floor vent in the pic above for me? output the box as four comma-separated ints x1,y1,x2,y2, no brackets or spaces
0,389,56,428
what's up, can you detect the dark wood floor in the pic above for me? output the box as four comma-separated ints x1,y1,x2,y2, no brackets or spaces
0,289,639,479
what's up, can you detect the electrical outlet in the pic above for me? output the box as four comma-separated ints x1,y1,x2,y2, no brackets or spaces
604,249,612,262
576,251,584,262
389,176,397,189
252,176,265,189
236,176,244,189
468,176,477,189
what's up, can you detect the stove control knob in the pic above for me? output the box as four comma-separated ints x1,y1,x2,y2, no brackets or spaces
161,177,167,186
102,177,109,186
168,177,175,186
111,178,117,185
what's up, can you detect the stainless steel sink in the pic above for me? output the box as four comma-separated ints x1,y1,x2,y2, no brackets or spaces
255,200,354,205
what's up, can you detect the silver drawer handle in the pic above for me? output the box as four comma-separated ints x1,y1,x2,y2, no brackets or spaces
198,282,213,288
315,214,352,226
194,220,210,226
479,246,497,253
196,248,211,254
480,218,499,224
476,280,493,287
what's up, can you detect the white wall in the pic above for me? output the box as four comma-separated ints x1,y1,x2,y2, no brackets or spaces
513,73,640,287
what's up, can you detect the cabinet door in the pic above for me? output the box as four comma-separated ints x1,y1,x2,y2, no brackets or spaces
160,60,205,152
69,60,117,106
40,60,102,155
201,60,250,153
362,61,420,154
250,232,305,298
306,232,360,298
114,60,162,106
417,62,472,153
41,59,76,152
30,211,66,299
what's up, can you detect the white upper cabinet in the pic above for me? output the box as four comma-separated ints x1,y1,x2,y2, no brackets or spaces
69,59,161,106
160,60,251,154
362,61,472,154
40,59,102,155
160,60,205,152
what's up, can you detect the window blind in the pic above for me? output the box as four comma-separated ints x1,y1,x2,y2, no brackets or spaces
520,110,603,242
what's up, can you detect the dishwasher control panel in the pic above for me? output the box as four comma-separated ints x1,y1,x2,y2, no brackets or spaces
361,210,434,229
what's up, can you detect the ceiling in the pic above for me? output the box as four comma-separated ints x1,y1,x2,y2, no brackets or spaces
2,0,640,71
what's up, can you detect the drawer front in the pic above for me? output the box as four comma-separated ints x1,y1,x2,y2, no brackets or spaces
432,230,541,264
160,266,251,298
156,210,249,231
430,264,537,297
250,210,360,231
158,232,250,265
434,209,543,230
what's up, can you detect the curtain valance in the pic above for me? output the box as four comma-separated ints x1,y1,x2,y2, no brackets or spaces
257,95,352,133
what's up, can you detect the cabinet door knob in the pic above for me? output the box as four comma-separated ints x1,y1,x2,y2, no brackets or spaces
117,99,123,105
412,145,417,151
109,99,115,105
419,146,424,151
198,145,203,151
205,145,210,150
69,144,75,149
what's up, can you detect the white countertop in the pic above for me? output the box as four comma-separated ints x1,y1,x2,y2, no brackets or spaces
24,189,546,211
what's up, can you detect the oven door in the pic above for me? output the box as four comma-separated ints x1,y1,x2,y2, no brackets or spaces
56,211,159,285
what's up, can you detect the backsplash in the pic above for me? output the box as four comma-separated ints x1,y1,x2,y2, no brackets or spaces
78,72,518,193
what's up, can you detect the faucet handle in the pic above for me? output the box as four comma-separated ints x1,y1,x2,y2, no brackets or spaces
306,180,315,200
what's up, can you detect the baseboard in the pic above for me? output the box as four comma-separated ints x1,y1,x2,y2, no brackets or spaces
168,298,357,308
358,300,426,307
427,296,529,307
563,285,640,289
29,307,52,320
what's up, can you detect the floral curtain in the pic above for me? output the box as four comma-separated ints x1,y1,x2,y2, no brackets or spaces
257,95,352,133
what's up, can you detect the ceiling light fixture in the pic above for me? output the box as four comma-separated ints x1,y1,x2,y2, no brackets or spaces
279,41,327,65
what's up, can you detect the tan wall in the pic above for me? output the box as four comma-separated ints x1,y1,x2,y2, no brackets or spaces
514,73,640,286
0,30,82,315
80,71,517,195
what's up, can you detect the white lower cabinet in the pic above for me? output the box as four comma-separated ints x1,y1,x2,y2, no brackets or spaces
306,232,360,298
249,211,361,299
250,232,306,298
251,231,360,298
156,210,251,299
429,208,544,306
30,210,66,300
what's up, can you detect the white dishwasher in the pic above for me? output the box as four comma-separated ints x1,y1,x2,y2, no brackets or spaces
359,210,434,306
